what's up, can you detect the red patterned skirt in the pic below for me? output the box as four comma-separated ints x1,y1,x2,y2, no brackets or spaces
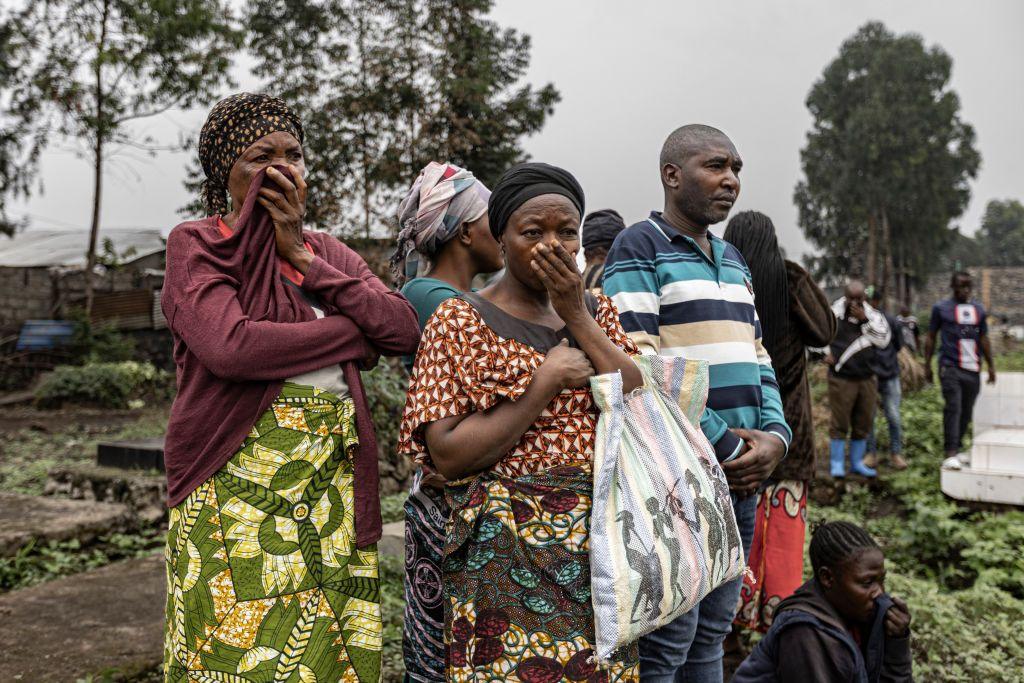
734,480,808,632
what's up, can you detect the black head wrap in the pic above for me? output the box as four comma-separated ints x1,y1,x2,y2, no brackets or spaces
198,92,304,216
487,162,585,239
581,209,626,251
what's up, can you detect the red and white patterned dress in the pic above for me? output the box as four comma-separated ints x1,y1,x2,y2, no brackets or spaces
399,294,638,477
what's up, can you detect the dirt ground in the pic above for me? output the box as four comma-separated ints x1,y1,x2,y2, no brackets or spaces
0,553,165,681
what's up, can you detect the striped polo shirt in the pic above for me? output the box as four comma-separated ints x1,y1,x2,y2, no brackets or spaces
603,211,791,461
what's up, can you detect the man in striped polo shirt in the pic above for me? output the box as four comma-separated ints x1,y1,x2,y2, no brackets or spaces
604,124,791,682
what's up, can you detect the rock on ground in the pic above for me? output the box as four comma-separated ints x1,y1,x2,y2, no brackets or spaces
0,553,165,681
379,520,405,559
0,492,131,556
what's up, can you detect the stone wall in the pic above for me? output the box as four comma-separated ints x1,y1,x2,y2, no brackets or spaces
54,252,165,315
916,266,1024,324
0,267,57,325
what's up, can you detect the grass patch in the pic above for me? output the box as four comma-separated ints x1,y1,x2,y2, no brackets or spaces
0,407,167,495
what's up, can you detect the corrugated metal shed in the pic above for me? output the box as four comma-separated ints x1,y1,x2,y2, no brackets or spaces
91,290,156,331
0,229,164,268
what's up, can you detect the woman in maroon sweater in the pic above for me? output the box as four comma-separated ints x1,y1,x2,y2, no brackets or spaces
160,93,419,682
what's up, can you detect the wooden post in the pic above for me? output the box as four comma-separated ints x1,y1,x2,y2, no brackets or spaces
981,268,991,311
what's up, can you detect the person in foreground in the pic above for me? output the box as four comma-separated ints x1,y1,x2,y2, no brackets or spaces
732,521,914,682
399,162,643,681
603,125,791,682
161,93,420,682
826,280,891,478
723,211,837,633
923,271,996,458
390,161,502,683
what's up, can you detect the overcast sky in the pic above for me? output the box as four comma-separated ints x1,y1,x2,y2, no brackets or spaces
7,0,1023,259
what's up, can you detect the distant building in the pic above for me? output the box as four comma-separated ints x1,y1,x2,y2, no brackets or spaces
0,229,166,331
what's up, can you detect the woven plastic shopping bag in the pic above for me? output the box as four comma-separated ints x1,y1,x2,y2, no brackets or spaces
589,354,745,660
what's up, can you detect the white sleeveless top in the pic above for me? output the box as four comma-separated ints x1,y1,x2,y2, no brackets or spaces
286,305,349,397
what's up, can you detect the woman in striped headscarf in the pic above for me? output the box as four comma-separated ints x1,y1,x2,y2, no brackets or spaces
391,161,503,683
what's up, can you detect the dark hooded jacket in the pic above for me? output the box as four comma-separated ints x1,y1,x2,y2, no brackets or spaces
733,579,913,683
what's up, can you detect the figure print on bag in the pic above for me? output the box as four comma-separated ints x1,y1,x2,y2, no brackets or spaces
616,508,665,624
645,496,684,607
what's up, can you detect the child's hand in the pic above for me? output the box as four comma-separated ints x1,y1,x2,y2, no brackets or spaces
885,596,912,637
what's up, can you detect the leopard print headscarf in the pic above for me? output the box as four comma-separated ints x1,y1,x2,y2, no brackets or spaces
197,92,304,216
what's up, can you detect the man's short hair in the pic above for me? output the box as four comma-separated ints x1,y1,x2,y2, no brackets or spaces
660,124,731,167
951,270,972,286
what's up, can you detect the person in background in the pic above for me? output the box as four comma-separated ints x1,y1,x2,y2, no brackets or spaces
865,287,907,471
924,271,997,458
732,521,913,683
399,162,642,680
604,125,791,682
161,93,420,681
389,161,503,683
580,208,626,293
723,211,837,635
896,305,920,354
825,280,891,478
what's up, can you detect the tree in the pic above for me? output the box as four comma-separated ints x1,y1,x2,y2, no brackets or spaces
417,0,560,188
0,10,45,236
794,21,980,305
242,0,558,238
976,199,1024,266
4,0,239,312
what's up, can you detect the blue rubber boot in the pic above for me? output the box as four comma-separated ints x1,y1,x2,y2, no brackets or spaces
849,439,877,477
830,439,847,478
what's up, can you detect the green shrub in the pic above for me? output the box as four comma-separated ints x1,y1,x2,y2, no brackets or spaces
362,358,410,459
889,574,1024,682
67,310,136,363
34,361,173,409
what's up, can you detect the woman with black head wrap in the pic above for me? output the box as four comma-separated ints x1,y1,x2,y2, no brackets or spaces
399,162,642,680
161,93,420,681
722,211,837,636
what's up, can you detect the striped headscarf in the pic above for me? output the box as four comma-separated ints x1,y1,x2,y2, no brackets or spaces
198,92,304,216
391,162,490,285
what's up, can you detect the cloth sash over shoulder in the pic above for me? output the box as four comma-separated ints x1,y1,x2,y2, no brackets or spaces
162,166,420,546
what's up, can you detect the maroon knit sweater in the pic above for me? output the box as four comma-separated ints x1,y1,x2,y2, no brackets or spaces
162,193,418,547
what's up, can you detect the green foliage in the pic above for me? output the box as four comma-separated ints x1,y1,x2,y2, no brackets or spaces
2,0,240,301
238,0,558,237
380,492,408,524
379,553,408,680
362,358,411,461
67,310,137,363
0,528,162,593
418,0,561,191
977,199,1024,267
887,573,1024,682
34,361,173,409
0,10,44,236
809,375,1024,680
795,21,980,290
998,350,1024,372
